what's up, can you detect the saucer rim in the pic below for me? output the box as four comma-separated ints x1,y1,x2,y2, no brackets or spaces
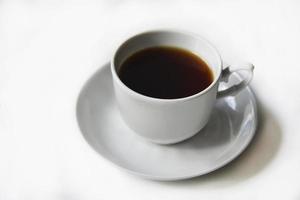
76,63,258,181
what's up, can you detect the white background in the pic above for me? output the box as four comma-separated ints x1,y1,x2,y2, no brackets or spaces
1,0,300,199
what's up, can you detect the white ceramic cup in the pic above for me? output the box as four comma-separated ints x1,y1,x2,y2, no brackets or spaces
111,30,254,144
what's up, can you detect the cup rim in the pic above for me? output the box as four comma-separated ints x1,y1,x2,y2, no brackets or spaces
111,29,223,103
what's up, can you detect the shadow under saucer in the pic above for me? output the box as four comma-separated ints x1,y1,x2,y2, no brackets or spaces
158,97,282,186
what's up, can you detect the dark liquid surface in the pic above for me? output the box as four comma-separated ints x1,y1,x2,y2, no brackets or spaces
118,47,213,99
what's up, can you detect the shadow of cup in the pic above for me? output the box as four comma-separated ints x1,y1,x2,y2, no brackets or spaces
156,94,282,187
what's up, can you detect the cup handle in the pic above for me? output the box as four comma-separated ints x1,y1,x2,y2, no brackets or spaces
217,63,254,98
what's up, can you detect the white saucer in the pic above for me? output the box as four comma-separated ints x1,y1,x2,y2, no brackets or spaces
76,63,258,181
